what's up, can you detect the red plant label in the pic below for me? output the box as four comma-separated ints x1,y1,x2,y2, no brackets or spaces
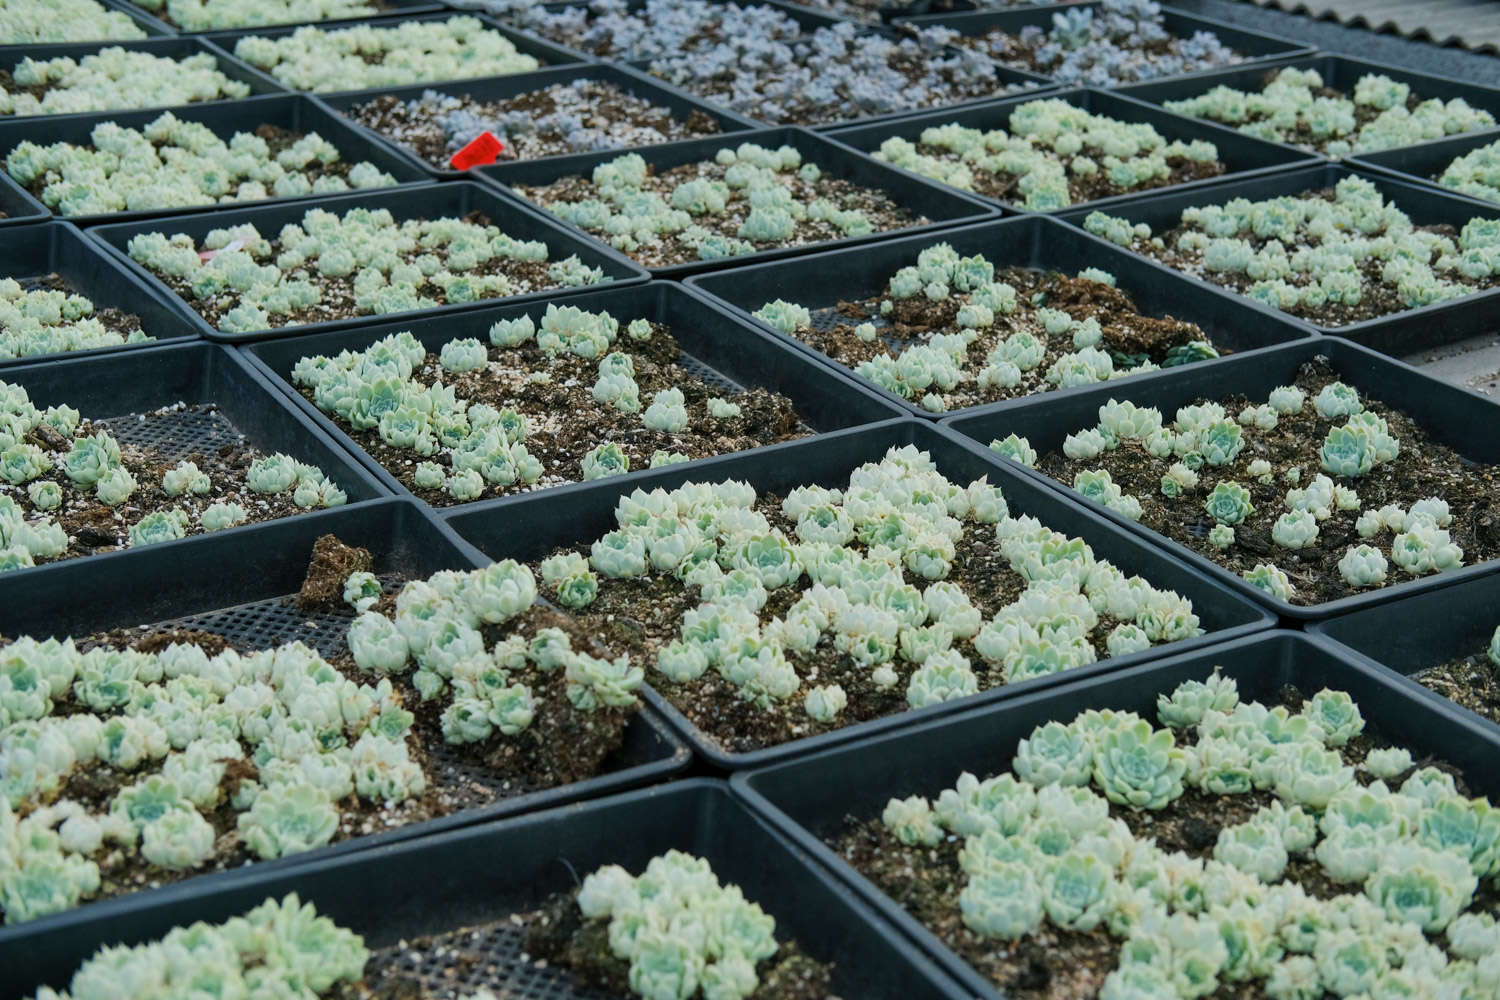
450,131,506,170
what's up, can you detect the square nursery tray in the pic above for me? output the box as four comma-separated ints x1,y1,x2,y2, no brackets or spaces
478,125,1000,279
1055,163,1500,357
443,418,1273,771
0,497,693,950
87,179,650,342
942,336,1500,621
0,167,45,229
318,62,766,180
892,3,1313,86
0,220,201,367
116,0,446,36
825,86,1322,214
0,37,286,120
1308,571,1500,737
202,11,590,96
0,0,173,53
730,629,1500,1000
1117,53,1500,159
242,279,907,508
4,780,965,999
1349,130,1500,205
0,92,431,227
684,213,1316,421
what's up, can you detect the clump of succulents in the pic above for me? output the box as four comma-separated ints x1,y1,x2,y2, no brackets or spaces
1084,175,1500,323
1435,136,1500,205
540,445,1200,732
0,47,253,118
125,208,610,335
0,277,153,360
959,0,1247,87
233,16,540,92
876,672,1500,998
1164,67,1497,157
576,852,778,999
995,373,1480,605
522,142,917,263
6,112,397,218
790,0,1058,26
129,0,383,31
0,0,147,44
752,242,1217,413
19,894,368,999
0,379,345,572
873,99,1222,209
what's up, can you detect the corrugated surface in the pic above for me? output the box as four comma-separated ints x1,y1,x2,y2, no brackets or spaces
1239,0,1500,52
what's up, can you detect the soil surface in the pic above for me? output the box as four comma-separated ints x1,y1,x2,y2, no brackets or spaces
343,82,723,169
1121,187,1500,326
1415,649,1500,726
540,494,1140,754
798,267,1220,410
146,211,561,331
336,890,836,999
301,321,807,506
0,402,327,567
517,158,924,268
953,23,1249,83
829,685,1486,999
1038,358,1500,605
22,272,144,340
1,535,638,921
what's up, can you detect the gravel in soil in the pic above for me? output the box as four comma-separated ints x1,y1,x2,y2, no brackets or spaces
952,23,1249,84
540,495,1135,754
0,402,328,566
336,891,835,999
516,160,925,268
301,321,807,506
4,535,637,917
1415,650,1500,726
800,268,1220,410
21,272,144,340
949,145,1224,205
343,81,724,170
1038,358,1500,606
827,685,1484,999
1122,188,1500,327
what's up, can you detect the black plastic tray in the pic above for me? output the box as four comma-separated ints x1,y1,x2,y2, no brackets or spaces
1055,162,1500,356
0,37,286,121
319,62,766,180
731,629,1500,1000
893,2,1314,85
204,10,590,96
117,0,445,36
0,340,389,571
942,336,1500,621
0,496,693,952
1117,53,1500,159
826,85,1322,213
3,780,966,999
1307,571,1500,737
242,279,908,507
0,167,46,228
0,92,430,226
684,213,1317,420
0,220,202,366
87,179,650,342
0,0,172,53
444,418,1274,770
1349,129,1500,204
479,125,999,279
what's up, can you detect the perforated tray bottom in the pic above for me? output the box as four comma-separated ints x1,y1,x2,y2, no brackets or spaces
677,349,815,435
365,918,613,1000
95,405,247,467
112,577,546,810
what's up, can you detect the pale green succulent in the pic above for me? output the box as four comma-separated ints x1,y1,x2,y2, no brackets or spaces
1013,720,1093,787
1271,510,1319,549
1215,819,1289,882
1241,563,1293,602
128,508,189,548
200,501,247,533
1366,842,1477,931
161,460,211,497
881,794,942,847
1203,482,1253,525
1092,718,1186,810
989,433,1037,467
961,863,1044,939
582,441,630,481
1337,544,1388,587
236,783,338,859
1042,850,1113,930
1304,689,1364,747
1158,670,1239,729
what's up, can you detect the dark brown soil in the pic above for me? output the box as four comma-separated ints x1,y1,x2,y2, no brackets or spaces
301,322,807,505
145,211,561,331
0,403,327,567
951,23,1248,83
540,494,1135,753
19,123,358,209
1038,358,1500,605
298,534,373,610
903,141,1225,205
22,272,144,340
797,267,1219,410
0,68,51,105
343,82,722,169
1415,650,1500,726
517,159,924,268
1121,187,1500,326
